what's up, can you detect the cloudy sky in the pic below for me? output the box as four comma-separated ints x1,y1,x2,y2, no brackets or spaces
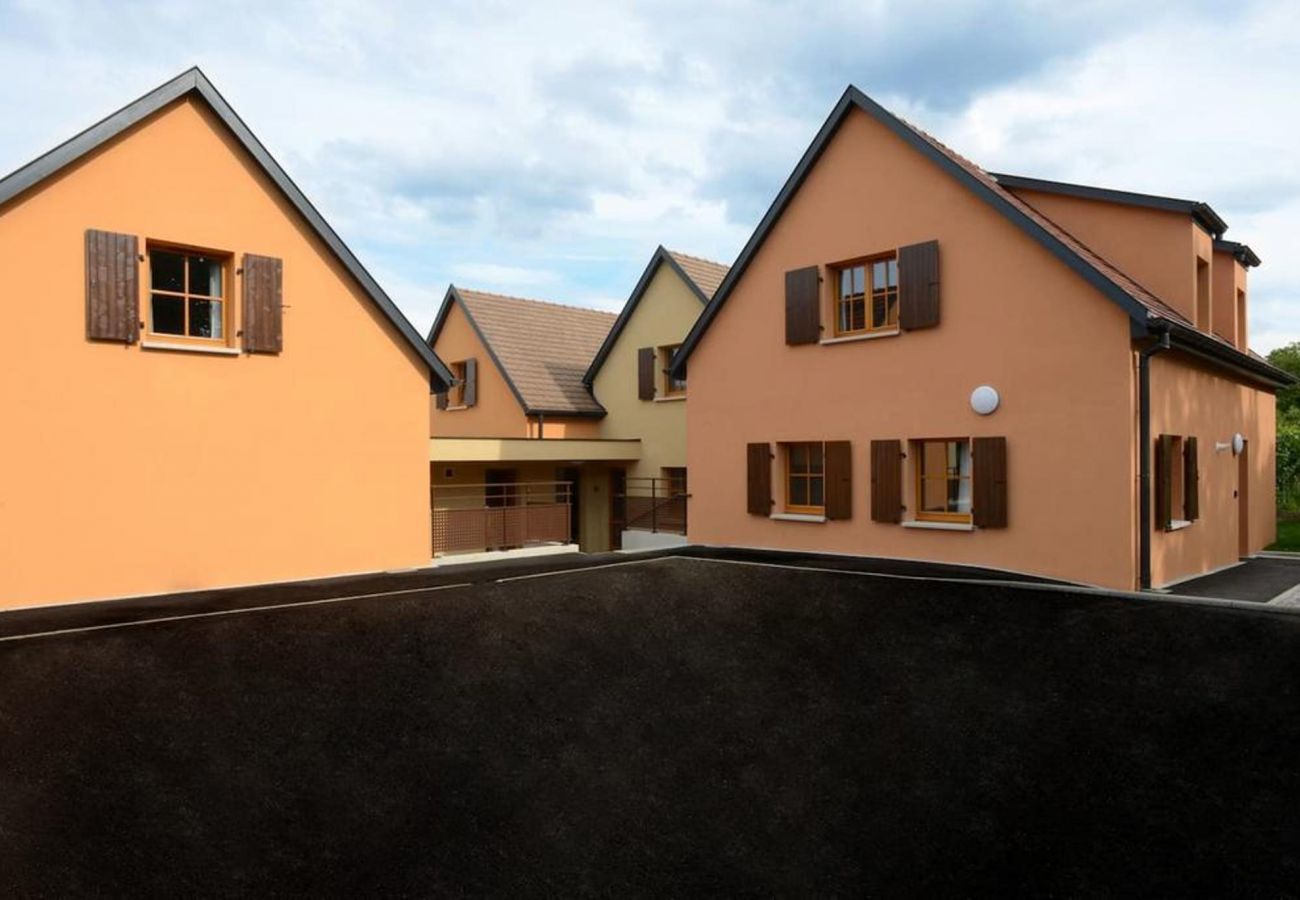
1,0,1297,350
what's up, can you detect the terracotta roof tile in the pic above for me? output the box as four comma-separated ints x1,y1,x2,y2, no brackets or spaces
667,250,730,299
456,289,616,415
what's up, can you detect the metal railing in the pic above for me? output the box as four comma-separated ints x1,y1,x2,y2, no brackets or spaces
432,481,573,555
617,477,687,535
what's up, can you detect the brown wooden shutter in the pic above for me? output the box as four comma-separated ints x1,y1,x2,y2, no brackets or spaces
1184,436,1199,521
746,442,772,516
972,436,1008,528
242,254,284,353
435,391,448,410
638,347,656,400
1156,434,1174,530
825,440,852,520
463,358,478,408
870,440,903,523
85,229,140,343
785,266,821,345
898,240,940,331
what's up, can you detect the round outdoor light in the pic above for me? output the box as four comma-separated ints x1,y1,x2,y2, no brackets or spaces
1233,432,1245,456
970,385,1000,416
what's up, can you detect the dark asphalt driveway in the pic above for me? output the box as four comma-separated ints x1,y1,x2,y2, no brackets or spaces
2,555,1299,896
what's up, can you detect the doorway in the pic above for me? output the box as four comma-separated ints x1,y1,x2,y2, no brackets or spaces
1238,441,1250,557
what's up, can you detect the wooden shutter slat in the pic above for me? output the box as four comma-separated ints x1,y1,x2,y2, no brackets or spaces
972,436,1008,528
746,442,772,516
825,440,852,520
85,229,139,343
898,240,940,331
1156,434,1174,530
1184,436,1199,521
870,440,903,523
464,358,478,408
637,347,656,400
242,254,284,354
784,266,821,345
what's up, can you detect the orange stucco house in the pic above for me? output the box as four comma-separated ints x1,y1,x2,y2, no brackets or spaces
0,68,451,609
673,87,1292,591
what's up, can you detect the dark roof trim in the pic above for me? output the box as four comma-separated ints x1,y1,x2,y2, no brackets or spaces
673,85,1159,376
582,245,709,386
1161,321,1293,389
426,286,608,419
1213,238,1261,268
0,66,452,388
990,172,1228,237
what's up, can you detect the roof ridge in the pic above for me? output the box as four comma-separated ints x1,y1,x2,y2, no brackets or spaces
457,287,617,318
666,248,730,269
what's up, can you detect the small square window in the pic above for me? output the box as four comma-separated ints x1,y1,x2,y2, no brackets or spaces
915,439,972,523
831,253,898,337
148,247,230,342
783,442,825,514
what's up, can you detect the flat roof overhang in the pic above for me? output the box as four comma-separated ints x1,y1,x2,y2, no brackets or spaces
430,437,642,463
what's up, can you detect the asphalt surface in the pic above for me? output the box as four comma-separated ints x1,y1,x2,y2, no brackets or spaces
2,555,1299,895
1173,555,1300,603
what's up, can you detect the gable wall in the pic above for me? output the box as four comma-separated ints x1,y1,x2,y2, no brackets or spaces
0,97,433,608
430,300,533,438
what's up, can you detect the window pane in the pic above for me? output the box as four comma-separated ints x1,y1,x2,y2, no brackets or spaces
790,477,808,506
151,294,184,335
839,269,853,299
886,292,899,325
872,294,888,328
790,443,807,472
873,261,887,290
852,266,865,295
809,443,824,474
188,298,222,338
921,477,948,513
810,476,824,507
188,256,223,297
886,259,898,287
151,252,185,292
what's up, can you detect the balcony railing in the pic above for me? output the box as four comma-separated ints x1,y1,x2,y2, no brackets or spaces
432,481,573,556
616,476,687,536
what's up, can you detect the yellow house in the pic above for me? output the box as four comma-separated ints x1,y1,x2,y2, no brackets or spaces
584,247,729,549
0,68,451,609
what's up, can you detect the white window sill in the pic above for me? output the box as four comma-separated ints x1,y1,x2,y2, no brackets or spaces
445,405,468,412
819,328,900,346
903,520,974,532
1166,519,1193,532
141,341,241,356
654,395,687,403
770,512,826,523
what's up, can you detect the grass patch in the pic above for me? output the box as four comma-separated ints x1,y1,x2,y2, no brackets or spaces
1268,518,1300,551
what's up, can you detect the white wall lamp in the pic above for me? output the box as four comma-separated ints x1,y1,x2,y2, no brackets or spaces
970,385,1000,416
1215,433,1246,455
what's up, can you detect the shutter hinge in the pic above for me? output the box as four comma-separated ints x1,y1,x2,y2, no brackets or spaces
236,268,244,276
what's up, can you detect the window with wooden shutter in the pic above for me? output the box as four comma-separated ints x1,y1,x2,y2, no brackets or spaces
638,347,656,400
1184,436,1199,521
746,442,772,516
784,266,821,344
870,440,903,523
898,240,940,330
435,390,449,410
463,358,478,408
85,229,140,344
972,436,1008,528
241,253,283,353
824,440,852,520
1155,434,1175,530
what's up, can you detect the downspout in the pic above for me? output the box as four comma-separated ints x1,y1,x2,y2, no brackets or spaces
1138,325,1171,590
535,413,545,439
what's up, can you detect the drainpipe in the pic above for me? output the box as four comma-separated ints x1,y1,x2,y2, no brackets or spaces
535,413,545,439
1138,325,1171,590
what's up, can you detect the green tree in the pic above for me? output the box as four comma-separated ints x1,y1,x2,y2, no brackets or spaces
1268,342,1300,423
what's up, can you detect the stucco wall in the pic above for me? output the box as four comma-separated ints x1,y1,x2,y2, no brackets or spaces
686,106,1140,589
0,97,432,608
1149,352,1276,587
593,263,700,480
1211,250,1246,347
1011,189,1202,326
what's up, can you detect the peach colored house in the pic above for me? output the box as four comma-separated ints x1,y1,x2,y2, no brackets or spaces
0,69,451,609
673,86,1292,591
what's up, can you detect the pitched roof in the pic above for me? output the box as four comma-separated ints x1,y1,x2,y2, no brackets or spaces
430,287,616,416
0,67,452,388
583,245,728,385
990,172,1229,237
673,85,1291,389
667,250,731,298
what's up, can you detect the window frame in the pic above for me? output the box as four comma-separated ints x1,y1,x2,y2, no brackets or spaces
146,241,233,347
828,250,899,338
448,360,468,408
914,437,973,524
782,441,826,515
659,344,686,397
